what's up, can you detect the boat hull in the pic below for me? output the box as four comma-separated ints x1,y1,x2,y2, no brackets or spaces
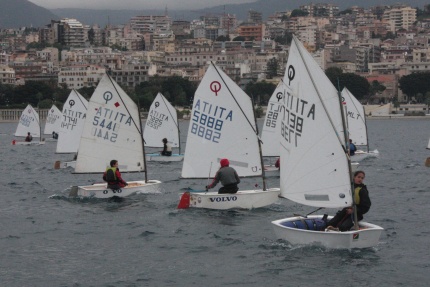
146,153,184,162
352,149,379,161
54,160,76,169
351,162,359,172
272,215,383,249
72,180,161,198
183,188,280,210
12,141,45,145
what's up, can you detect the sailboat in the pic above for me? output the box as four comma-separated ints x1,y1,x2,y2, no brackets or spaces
260,81,284,172
70,74,161,198
271,36,383,249
12,104,45,145
54,90,88,169
342,87,379,161
144,92,184,162
178,63,280,209
43,104,62,141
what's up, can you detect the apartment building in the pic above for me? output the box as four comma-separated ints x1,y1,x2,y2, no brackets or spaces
237,23,265,41
58,64,105,88
0,65,16,85
110,64,150,87
383,6,417,32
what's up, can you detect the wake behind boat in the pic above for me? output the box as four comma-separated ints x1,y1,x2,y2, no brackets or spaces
178,63,280,210
271,36,383,249
70,74,161,198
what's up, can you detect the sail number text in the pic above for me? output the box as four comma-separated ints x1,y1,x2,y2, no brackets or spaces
281,109,303,147
191,110,223,143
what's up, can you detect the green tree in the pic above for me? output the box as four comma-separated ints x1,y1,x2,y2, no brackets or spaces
290,9,309,17
399,72,430,102
266,58,279,79
232,36,246,41
216,35,230,41
245,81,276,105
325,68,370,100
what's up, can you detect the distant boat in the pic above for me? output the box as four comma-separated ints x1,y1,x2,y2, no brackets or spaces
271,36,383,249
43,104,62,141
144,92,184,162
54,90,88,169
342,87,379,161
70,74,161,198
178,63,280,210
260,80,284,173
12,104,45,145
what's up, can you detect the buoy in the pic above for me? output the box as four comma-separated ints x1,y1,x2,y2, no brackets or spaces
177,192,190,209
425,157,430,167
12,139,16,145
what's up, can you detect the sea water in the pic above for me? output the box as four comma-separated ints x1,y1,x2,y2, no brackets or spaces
1,118,429,286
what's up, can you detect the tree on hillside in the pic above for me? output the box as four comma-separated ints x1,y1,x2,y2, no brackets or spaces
290,9,309,17
266,58,279,79
244,81,276,105
399,72,430,102
232,36,246,41
325,67,370,100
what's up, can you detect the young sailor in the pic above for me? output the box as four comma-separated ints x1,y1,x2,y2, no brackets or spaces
206,158,240,194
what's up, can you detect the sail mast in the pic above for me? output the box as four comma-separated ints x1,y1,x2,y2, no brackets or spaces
138,100,148,182
363,104,370,152
251,95,266,191
337,82,359,230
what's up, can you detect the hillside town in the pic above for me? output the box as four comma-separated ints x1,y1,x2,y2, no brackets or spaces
1,2,430,109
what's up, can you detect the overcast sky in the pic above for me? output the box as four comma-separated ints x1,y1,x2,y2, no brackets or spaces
28,0,256,10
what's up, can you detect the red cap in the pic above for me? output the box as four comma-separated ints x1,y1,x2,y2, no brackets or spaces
220,158,229,167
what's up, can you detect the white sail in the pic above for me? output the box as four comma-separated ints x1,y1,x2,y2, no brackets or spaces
74,74,145,173
15,104,41,137
261,81,285,157
43,104,62,135
279,36,352,208
181,63,262,178
56,90,88,153
143,92,179,148
342,88,367,146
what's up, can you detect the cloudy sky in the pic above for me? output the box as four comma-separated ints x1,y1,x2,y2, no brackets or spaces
28,0,256,10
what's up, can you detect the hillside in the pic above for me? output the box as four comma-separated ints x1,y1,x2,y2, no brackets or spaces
0,0,59,28
51,0,430,27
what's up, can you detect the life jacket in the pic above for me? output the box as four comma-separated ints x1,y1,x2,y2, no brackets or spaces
354,186,362,205
105,167,117,182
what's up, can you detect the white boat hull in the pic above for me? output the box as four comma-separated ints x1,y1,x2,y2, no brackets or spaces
183,188,280,210
272,215,383,249
352,149,379,161
146,153,184,162
12,141,45,146
54,160,76,169
72,180,161,199
264,165,280,173
351,162,359,172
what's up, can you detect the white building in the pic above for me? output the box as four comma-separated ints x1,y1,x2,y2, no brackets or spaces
58,64,105,89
